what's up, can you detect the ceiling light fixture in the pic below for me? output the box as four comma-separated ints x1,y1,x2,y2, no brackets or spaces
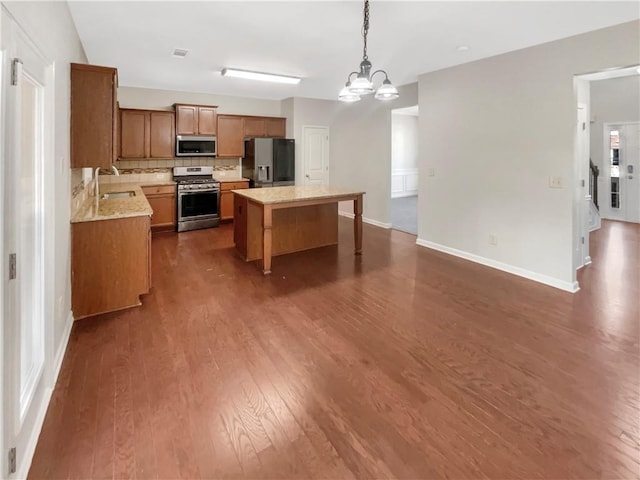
221,68,301,85
339,0,399,103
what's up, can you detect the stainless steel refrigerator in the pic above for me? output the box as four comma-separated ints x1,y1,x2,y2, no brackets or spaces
242,138,295,188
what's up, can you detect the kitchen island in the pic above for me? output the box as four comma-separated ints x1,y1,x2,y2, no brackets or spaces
233,186,365,274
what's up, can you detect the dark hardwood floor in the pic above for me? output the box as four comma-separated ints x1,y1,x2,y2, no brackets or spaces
29,218,639,479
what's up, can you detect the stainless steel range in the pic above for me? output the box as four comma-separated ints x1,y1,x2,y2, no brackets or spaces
173,166,220,232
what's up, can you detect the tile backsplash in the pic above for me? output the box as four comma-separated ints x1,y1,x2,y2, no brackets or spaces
117,157,239,169
71,167,95,217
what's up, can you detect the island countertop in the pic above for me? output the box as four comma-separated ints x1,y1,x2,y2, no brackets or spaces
231,185,365,205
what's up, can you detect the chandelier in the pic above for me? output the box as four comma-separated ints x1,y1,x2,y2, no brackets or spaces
338,0,399,103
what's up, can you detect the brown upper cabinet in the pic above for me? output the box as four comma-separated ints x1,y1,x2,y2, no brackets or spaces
217,115,245,157
120,109,175,159
71,63,118,168
175,104,217,135
243,116,286,138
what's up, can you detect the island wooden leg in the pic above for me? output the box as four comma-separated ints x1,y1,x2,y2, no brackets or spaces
354,195,363,255
262,205,273,274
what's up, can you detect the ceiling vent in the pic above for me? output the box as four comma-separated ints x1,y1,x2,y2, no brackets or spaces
172,48,189,58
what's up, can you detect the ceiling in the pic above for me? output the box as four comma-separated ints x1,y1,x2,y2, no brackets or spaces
67,1,640,101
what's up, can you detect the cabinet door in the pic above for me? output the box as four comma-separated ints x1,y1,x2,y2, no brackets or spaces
220,190,234,220
265,117,286,138
198,107,217,135
176,105,198,135
147,194,176,228
217,115,244,157
70,63,117,168
243,117,265,137
120,110,148,158
149,111,175,158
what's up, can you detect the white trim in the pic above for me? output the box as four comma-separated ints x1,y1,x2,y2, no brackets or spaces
339,210,392,229
391,167,418,198
15,311,72,480
53,312,73,382
416,238,580,293
0,45,6,480
584,255,592,266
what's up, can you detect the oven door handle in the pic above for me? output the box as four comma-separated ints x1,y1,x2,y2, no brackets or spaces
179,188,220,194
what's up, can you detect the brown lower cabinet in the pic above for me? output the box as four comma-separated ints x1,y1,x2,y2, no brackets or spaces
142,185,176,230
220,181,249,220
72,215,151,319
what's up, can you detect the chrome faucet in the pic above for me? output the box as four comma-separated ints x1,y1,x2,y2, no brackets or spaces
94,165,120,198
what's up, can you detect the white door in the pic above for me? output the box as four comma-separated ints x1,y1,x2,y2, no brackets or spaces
605,123,640,223
2,14,50,477
302,126,330,185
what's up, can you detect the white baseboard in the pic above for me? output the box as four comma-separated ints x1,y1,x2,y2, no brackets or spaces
416,238,580,293
16,311,74,480
53,311,74,381
584,256,592,266
339,211,391,229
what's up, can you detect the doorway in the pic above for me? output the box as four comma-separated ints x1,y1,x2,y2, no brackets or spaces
390,105,419,235
603,122,640,223
2,11,55,478
302,125,330,185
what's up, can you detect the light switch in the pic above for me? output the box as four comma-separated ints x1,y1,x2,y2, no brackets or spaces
427,168,435,177
549,176,563,189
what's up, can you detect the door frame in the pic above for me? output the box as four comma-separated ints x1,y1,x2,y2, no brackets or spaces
1,5,57,477
0,45,6,480
602,121,640,222
301,125,330,185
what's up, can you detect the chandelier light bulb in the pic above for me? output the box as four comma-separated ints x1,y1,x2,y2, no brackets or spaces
374,79,399,100
339,84,362,102
349,76,374,95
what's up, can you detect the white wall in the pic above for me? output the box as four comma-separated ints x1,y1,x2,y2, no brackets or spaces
118,85,282,115
392,114,419,171
418,20,640,291
280,97,294,138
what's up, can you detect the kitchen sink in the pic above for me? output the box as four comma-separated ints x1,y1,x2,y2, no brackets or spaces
100,191,136,199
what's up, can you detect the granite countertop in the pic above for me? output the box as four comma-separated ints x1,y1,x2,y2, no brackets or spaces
139,180,177,186
216,177,250,183
232,185,365,205
71,183,154,223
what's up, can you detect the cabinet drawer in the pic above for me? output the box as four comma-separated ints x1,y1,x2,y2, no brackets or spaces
221,181,249,191
142,185,175,196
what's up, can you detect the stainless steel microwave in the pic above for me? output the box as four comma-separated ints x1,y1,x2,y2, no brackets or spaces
176,135,217,157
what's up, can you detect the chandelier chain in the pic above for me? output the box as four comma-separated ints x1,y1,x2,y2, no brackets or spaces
361,0,370,61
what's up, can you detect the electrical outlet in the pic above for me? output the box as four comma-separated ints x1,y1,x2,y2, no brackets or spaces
427,168,435,177
549,176,563,189
489,234,498,246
